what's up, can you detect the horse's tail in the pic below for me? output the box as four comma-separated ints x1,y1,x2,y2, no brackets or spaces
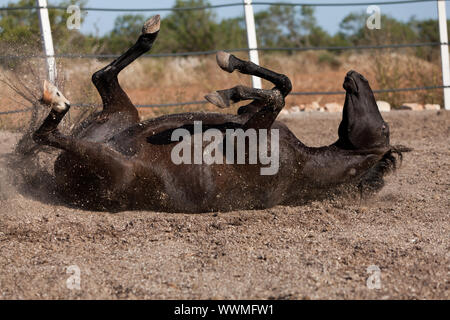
358,145,412,196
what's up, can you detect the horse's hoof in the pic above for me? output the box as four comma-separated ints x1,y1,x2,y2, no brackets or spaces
216,51,235,73
42,80,70,113
142,15,161,34
205,91,230,108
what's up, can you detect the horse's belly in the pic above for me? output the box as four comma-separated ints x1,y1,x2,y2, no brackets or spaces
135,158,286,212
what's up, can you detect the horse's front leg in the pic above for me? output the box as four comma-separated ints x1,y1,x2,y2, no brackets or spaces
91,15,160,117
33,82,135,210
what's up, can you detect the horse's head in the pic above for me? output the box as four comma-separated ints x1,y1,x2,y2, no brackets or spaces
41,80,70,113
332,71,413,195
337,70,389,151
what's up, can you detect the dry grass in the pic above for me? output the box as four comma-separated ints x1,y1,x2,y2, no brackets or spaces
0,51,443,131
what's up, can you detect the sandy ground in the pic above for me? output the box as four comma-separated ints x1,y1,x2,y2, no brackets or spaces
0,110,448,300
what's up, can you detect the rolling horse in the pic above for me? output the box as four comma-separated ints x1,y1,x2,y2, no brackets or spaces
32,15,409,212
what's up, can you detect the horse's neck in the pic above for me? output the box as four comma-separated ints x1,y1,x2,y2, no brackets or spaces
293,143,380,187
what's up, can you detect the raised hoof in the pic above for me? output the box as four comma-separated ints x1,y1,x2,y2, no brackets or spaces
216,51,235,73
42,80,70,113
142,15,161,34
205,91,231,109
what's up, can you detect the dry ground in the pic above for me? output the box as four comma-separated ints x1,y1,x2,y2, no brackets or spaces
0,110,448,300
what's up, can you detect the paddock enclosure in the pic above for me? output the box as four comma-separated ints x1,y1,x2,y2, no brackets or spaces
0,0,449,299
0,110,448,299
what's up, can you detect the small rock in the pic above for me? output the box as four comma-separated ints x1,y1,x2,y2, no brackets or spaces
311,101,321,110
401,103,423,111
376,101,391,112
304,101,321,112
424,104,440,110
290,106,301,113
324,102,342,113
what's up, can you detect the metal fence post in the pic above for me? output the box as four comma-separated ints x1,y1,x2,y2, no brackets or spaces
437,0,450,110
36,0,57,84
243,0,262,89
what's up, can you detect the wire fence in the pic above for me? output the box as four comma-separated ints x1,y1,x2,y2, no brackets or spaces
0,42,445,60
0,0,440,11
0,0,448,115
1,85,448,115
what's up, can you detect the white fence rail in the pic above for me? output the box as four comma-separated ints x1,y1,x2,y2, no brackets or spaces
243,0,262,89
36,0,57,84
437,0,450,109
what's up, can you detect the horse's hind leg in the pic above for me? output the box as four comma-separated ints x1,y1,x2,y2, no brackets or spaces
216,51,292,97
91,15,161,118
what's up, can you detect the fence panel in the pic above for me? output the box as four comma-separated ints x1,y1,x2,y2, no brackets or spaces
0,0,449,114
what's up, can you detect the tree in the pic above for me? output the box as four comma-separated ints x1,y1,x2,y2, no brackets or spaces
255,5,300,47
101,0,246,54
104,14,147,54
157,0,219,53
1,0,445,63
299,5,330,47
0,0,88,54
409,18,445,61
339,12,416,45
254,5,330,48
216,17,246,50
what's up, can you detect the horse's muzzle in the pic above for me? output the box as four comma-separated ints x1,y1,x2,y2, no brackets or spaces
343,75,358,94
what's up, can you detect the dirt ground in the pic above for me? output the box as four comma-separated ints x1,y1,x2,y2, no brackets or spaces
0,110,448,300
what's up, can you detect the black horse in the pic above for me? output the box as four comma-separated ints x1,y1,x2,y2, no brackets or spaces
32,15,409,212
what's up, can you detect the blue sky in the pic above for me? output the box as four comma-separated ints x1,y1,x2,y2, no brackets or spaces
0,0,448,35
